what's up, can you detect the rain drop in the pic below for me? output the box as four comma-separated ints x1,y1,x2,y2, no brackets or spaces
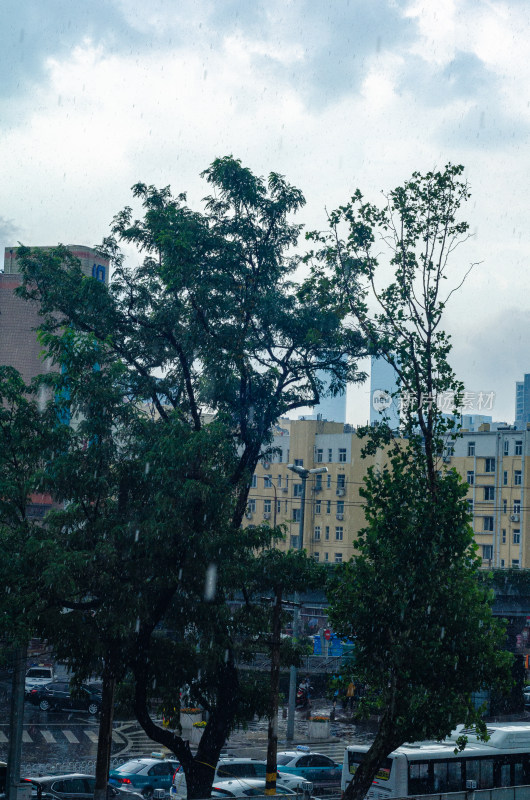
204,563,217,601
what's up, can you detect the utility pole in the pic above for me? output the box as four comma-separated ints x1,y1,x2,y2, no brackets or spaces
285,464,327,741
6,644,27,800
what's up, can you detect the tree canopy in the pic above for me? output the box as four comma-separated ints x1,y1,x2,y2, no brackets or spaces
12,156,364,798
305,165,513,800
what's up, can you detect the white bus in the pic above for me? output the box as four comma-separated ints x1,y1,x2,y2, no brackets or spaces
341,723,530,798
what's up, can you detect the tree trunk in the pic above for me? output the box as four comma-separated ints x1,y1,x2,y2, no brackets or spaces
265,588,282,795
94,674,116,800
132,657,241,800
343,708,401,800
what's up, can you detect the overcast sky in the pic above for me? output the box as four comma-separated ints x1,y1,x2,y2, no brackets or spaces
1,0,529,425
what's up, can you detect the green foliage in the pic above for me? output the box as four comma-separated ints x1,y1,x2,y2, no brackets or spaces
0,367,67,644
308,165,513,800
11,157,359,799
328,449,512,740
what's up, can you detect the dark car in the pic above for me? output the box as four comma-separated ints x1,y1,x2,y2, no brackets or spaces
26,681,102,714
23,774,143,800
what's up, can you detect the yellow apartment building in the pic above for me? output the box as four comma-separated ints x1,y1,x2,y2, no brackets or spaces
447,425,530,569
243,418,388,563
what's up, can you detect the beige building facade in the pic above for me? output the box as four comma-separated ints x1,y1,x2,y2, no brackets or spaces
449,426,530,569
244,418,387,563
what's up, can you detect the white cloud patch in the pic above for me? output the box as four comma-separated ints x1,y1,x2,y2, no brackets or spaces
1,0,530,424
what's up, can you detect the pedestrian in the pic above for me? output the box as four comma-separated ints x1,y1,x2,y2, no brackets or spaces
346,680,355,711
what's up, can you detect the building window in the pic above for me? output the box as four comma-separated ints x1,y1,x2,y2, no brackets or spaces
293,508,301,522
294,458,303,467
251,474,257,488
503,471,508,485
290,535,299,548
264,474,272,488
264,499,271,513
482,545,493,560
327,474,331,489
485,458,495,473
512,559,520,568
278,449,283,463
337,474,346,489
315,474,322,491
336,501,344,515
500,559,505,568
315,500,321,514
277,499,281,514
247,499,256,513
334,553,343,563
484,487,494,501
324,552,329,562
504,440,509,455
515,470,522,486
503,499,507,514
514,500,521,514
326,500,331,514
313,552,319,561
328,448,333,462
466,471,475,485
467,499,474,515
335,526,343,541
325,526,330,540
316,448,323,463
338,448,347,463
513,530,521,544
516,440,523,456
277,474,282,487
502,529,506,543
314,526,321,540
483,517,494,532
294,483,303,497
468,442,475,456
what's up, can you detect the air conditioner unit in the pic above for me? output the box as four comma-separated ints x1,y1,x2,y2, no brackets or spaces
245,512,253,520
336,489,345,496
511,513,520,522
312,486,322,493
336,513,344,520
282,487,288,493
442,455,451,463
263,512,271,520
262,461,270,469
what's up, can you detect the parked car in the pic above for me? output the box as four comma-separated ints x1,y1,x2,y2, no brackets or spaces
26,681,102,714
275,748,341,784
211,779,298,797
24,665,55,696
109,757,181,797
22,774,143,800
170,758,313,799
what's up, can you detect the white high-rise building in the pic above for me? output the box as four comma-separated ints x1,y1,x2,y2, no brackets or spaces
370,357,400,430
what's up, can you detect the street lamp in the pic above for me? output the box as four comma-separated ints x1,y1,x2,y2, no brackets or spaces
287,464,328,550
285,463,328,740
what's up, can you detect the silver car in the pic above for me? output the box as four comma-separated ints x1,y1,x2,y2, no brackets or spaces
171,758,313,799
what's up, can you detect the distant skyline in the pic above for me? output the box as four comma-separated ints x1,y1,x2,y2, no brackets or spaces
1,1,529,425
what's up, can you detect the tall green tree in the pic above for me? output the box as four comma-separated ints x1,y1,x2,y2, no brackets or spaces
15,156,366,798
305,165,513,800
